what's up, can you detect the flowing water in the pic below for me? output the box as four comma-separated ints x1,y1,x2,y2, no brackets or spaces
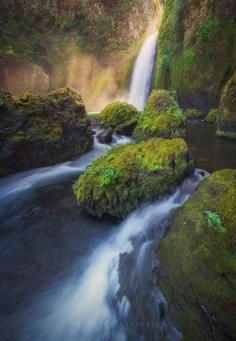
128,33,157,110
0,126,211,341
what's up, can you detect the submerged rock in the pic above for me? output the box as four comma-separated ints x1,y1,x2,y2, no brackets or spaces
98,102,139,136
0,87,93,176
158,169,236,340
133,90,185,140
73,138,193,218
217,71,236,139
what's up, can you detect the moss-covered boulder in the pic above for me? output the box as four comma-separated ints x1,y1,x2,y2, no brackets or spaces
73,137,193,218
205,108,218,123
132,90,185,140
217,71,236,139
184,108,203,120
98,102,139,136
0,87,93,176
158,169,236,340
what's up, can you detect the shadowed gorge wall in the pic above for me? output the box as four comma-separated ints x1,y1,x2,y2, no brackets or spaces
0,0,161,110
154,0,236,113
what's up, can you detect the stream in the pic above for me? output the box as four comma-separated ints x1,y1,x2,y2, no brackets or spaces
0,123,235,340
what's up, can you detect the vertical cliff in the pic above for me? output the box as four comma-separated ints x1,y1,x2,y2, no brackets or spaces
154,0,236,113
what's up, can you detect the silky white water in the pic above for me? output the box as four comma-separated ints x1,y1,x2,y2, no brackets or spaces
21,169,208,341
128,32,158,110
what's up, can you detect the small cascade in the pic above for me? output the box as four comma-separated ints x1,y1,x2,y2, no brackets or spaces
21,169,209,341
128,32,158,110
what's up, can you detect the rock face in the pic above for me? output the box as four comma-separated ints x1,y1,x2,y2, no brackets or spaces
0,87,93,176
154,0,236,113
217,71,236,138
98,102,139,136
133,90,185,140
0,0,157,100
158,169,236,340
0,61,49,95
73,138,193,218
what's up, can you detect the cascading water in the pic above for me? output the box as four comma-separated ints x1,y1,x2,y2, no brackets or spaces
128,32,158,110
19,169,208,341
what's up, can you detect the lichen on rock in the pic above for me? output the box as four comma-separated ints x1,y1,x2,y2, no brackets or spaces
132,90,186,140
158,169,236,340
0,87,93,176
98,102,139,136
73,137,193,218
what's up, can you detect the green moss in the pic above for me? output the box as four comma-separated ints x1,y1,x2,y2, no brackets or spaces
7,130,30,142
216,130,236,139
133,90,185,140
184,108,203,119
73,137,193,218
159,169,236,339
205,108,218,123
154,0,236,109
98,102,139,135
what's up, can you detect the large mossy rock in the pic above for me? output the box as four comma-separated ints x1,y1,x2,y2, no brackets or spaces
0,87,93,176
132,90,185,140
154,0,236,113
73,138,193,218
217,71,236,139
98,102,139,136
158,169,236,340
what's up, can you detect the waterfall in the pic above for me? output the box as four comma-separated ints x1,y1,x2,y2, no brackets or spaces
128,32,157,111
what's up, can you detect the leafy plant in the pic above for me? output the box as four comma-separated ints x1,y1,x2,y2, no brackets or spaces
204,210,226,234
98,167,122,187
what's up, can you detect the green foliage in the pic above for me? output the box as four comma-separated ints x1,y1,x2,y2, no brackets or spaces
98,167,122,187
204,211,226,234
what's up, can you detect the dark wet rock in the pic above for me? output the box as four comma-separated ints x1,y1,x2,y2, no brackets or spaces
0,87,93,176
96,127,113,144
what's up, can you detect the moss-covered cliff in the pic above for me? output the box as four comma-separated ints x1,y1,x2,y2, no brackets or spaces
154,0,236,113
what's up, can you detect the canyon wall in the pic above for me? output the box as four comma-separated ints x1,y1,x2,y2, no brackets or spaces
154,0,236,113
0,0,160,110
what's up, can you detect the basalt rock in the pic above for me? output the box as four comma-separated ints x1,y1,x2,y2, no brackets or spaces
0,87,93,176
158,169,236,340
